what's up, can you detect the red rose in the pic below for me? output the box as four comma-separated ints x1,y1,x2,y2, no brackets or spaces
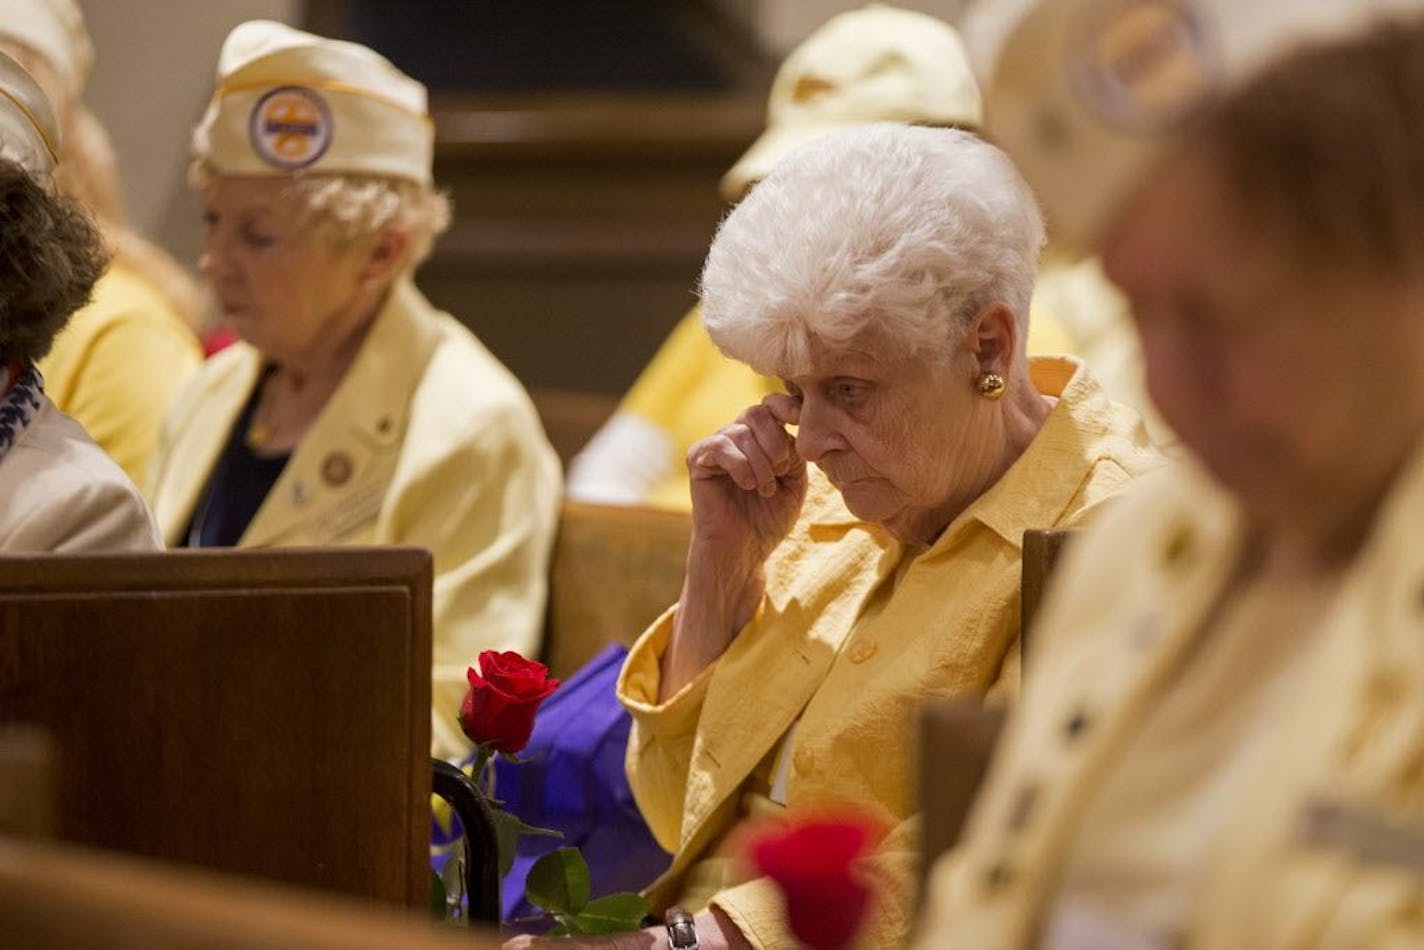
457,650,560,755
748,815,879,950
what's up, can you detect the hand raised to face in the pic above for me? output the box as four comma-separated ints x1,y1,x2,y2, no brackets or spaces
685,393,808,574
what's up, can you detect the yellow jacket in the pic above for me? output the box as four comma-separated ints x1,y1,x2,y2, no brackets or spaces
618,357,1162,948
568,303,1080,511
38,261,203,485
919,452,1424,948
147,280,562,759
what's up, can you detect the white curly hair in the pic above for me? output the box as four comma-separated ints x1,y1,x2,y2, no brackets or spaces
699,124,1045,377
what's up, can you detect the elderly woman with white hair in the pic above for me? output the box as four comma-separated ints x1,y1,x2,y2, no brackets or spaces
146,22,560,760
574,125,1160,950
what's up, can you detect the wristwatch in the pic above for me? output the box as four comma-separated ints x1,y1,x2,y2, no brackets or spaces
664,905,699,950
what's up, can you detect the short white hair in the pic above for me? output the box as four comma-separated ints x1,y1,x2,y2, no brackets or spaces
700,124,1045,376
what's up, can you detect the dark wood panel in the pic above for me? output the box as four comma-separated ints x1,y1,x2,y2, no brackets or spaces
1020,529,1075,662
0,548,432,909
917,700,1007,902
419,269,697,394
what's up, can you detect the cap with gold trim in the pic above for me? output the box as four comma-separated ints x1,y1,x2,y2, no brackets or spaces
0,0,92,97
0,46,59,178
987,0,1424,253
191,20,432,185
721,3,981,200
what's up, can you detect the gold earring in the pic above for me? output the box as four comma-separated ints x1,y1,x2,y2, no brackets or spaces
977,372,1006,399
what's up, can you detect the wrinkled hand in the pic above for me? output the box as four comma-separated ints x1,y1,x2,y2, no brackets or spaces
661,395,808,699
686,393,807,575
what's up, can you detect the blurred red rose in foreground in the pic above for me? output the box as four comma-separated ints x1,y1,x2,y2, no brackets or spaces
748,812,881,949
457,650,559,755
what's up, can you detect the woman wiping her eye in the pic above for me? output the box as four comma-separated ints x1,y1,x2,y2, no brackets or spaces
517,124,1162,950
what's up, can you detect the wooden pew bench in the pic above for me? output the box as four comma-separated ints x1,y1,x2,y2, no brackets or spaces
542,500,691,679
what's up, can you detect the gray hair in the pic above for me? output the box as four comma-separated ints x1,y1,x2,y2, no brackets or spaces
189,161,451,270
699,124,1045,376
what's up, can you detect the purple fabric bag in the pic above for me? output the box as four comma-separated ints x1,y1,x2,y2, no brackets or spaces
438,643,670,921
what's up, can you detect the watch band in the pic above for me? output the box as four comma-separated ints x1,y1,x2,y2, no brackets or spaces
664,905,699,950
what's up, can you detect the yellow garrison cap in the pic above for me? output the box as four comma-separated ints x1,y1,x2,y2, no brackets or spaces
989,0,1424,253
0,0,92,96
192,20,432,185
721,3,981,200
0,46,59,177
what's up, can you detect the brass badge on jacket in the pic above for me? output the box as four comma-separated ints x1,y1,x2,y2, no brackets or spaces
321,451,353,487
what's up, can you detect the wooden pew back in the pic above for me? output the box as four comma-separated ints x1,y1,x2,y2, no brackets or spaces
0,548,432,908
1020,528,1074,656
916,529,1076,900
544,501,691,678
0,835,499,949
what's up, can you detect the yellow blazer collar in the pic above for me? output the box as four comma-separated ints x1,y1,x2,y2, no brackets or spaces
806,356,1150,549
161,279,445,547
156,351,261,545
240,279,444,547
971,356,1151,547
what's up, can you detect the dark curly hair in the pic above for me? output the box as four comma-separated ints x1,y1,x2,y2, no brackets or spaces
0,158,107,363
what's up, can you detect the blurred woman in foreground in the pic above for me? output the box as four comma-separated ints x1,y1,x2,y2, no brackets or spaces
921,1,1424,946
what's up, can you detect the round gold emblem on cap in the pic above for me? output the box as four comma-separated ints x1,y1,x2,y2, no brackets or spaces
1071,0,1218,133
249,86,333,170
321,451,353,487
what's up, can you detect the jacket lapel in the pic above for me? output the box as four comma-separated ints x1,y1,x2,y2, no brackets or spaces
240,280,444,547
154,350,262,546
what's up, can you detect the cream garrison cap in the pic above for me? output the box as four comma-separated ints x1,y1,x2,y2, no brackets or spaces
0,0,92,97
0,46,59,177
721,3,981,200
989,0,1424,253
192,20,432,185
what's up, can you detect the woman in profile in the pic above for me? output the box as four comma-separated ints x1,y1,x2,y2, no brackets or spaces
147,21,561,759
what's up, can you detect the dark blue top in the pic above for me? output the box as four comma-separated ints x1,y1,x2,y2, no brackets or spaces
183,382,290,548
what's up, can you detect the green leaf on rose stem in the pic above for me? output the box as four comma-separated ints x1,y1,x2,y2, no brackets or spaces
525,847,591,916
429,870,448,921
488,806,566,879
489,806,522,879
567,892,653,935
